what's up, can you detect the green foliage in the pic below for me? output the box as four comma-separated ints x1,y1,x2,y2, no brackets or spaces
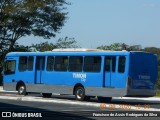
31,37,80,52
156,90,160,96
0,0,69,59
97,43,142,51
55,37,80,49
144,47,160,55
13,44,30,52
97,43,125,50
31,41,56,52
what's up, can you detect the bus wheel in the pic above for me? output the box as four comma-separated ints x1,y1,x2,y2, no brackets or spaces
75,86,85,101
42,93,52,98
18,84,26,95
97,97,112,103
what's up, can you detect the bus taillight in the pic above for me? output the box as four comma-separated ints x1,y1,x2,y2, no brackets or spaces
127,76,132,89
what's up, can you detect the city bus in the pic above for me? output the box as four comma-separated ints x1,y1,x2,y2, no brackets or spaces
3,49,158,102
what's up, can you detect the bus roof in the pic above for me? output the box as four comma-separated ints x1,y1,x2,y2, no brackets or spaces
5,50,151,57
52,48,104,52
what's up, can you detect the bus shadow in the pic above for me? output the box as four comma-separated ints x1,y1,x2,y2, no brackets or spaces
0,101,95,120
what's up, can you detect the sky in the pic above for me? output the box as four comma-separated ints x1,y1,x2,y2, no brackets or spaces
18,0,160,48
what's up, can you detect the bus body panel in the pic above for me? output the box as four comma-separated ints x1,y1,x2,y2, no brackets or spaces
126,52,158,97
42,72,104,87
3,51,158,98
3,57,18,91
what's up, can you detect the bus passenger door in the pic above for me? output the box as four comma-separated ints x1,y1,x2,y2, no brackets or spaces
104,56,116,87
35,56,45,84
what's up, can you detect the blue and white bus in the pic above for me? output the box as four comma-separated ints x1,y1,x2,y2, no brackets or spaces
3,49,158,102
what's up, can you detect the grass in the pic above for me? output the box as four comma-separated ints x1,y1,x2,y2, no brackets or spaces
156,90,160,97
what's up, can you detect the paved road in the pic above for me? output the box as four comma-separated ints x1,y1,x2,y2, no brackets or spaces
0,91,160,111
0,89,160,119
0,98,159,120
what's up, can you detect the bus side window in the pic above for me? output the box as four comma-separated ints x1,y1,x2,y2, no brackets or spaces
28,56,34,71
54,56,68,71
118,56,126,73
19,57,27,71
105,57,116,72
69,56,83,72
47,56,54,71
36,57,45,70
4,60,16,74
84,56,101,72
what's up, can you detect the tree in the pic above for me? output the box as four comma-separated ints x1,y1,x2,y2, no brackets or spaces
31,37,80,52
0,0,69,60
144,47,160,55
97,43,128,51
97,43,142,51
31,41,56,52
12,44,30,52
55,37,80,49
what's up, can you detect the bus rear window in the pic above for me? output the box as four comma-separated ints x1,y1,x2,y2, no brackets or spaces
4,60,16,75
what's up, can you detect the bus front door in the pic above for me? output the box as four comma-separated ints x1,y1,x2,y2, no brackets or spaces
104,56,116,87
35,56,45,84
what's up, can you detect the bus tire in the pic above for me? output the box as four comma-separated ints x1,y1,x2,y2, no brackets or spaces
18,84,26,95
75,86,85,101
42,93,52,98
97,97,112,103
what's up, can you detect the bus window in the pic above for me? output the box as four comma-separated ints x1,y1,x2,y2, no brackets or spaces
47,56,54,71
118,56,126,73
28,56,34,71
19,57,27,71
4,60,16,75
105,57,116,72
84,56,101,72
36,57,45,70
54,56,68,71
69,56,83,72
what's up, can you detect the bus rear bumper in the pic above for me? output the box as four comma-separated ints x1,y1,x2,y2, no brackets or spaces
125,88,156,97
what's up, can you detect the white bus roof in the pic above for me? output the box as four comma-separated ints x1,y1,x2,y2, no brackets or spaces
52,48,105,52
